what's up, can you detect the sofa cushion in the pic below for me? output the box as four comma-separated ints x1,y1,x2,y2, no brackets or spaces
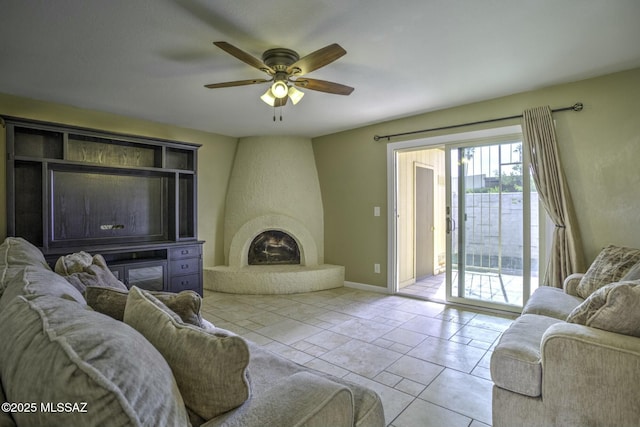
0,294,189,427
0,266,86,312
0,237,51,297
490,314,564,397
56,253,127,293
567,280,640,337
209,372,355,427
576,245,640,299
233,339,385,427
0,382,17,427
522,286,583,320
86,285,203,326
123,287,250,420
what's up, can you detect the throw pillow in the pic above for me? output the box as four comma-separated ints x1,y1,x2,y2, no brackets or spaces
0,294,190,426
86,285,203,326
621,262,640,281
567,280,640,337
576,245,640,299
123,287,250,420
0,266,86,312
55,251,93,275
57,253,127,293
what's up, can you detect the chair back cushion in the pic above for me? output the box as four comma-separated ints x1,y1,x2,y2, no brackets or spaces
576,245,640,298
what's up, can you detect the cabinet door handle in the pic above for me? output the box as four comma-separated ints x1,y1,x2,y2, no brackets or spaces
181,264,189,269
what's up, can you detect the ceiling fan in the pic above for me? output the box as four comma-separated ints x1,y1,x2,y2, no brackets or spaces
205,41,354,109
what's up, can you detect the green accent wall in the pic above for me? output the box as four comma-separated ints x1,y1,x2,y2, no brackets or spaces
312,68,640,288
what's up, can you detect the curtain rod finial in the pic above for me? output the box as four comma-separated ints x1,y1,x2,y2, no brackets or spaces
573,103,583,111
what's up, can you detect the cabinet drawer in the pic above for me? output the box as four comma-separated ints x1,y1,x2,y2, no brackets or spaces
170,258,199,276
169,245,201,260
169,274,200,293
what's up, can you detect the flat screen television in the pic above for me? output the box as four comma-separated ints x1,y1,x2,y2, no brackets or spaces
49,166,169,247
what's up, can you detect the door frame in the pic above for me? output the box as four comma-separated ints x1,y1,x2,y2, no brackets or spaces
386,125,523,296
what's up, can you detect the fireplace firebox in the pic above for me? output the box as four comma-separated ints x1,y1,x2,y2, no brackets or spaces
248,230,300,265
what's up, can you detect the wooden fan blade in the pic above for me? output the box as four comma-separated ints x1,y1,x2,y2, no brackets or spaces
295,78,354,95
213,41,274,74
287,43,346,76
204,78,270,89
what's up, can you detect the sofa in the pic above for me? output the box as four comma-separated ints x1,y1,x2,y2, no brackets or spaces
0,237,385,427
491,245,640,427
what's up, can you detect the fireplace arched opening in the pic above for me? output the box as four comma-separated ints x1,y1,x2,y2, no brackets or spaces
248,230,300,265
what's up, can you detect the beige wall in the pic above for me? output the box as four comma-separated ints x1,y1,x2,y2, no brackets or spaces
0,93,237,267
313,67,640,288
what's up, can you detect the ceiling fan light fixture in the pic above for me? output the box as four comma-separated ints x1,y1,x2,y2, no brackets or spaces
288,86,304,105
270,80,289,98
207,42,354,112
260,88,277,106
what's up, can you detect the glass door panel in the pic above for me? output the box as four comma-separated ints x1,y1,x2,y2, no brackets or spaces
446,140,529,311
125,261,167,291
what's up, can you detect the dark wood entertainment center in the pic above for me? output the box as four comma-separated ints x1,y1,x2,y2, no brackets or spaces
4,117,204,295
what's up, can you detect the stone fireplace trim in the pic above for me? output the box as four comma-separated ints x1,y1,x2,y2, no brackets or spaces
227,214,318,268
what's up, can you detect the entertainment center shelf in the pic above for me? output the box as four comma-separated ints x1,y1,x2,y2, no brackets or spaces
4,117,203,295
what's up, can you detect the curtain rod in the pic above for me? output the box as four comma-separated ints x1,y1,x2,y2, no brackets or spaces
373,102,583,142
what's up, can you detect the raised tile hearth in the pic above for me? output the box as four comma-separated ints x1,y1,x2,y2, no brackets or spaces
205,264,344,294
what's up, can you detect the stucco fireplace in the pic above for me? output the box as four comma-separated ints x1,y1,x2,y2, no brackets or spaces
204,136,344,294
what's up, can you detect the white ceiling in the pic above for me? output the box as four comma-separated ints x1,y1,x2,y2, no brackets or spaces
1,0,639,138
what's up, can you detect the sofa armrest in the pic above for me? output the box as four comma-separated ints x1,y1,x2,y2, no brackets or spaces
562,273,584,296
540,323,640,426
203,372,354,427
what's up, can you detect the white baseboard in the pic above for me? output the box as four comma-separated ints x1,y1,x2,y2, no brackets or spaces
344,281,390,294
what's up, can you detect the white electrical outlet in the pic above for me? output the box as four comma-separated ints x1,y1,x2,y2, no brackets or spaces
374,263,381,274
373,206,381,217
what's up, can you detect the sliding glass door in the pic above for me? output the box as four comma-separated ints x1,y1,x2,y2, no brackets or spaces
445,138,534,311
387,125,540,312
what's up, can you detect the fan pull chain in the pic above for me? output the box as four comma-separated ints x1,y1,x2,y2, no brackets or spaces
272,106,284,122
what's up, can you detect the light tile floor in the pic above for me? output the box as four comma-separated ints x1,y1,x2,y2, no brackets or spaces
201,287,516,427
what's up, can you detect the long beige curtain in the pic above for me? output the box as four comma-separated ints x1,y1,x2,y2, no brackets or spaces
523,106,584,287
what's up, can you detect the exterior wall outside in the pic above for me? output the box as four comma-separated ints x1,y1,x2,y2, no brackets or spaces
452,192,539,275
